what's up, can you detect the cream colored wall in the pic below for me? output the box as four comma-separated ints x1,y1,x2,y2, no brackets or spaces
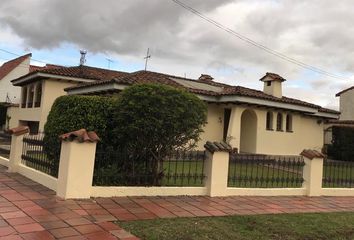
256,110,324,155
197,104,224,149
201,104,324,155
263,80,282,98
339,89,354,120
0,58,30,104
17,79,76,131
6,106,20,129
38,80,76,130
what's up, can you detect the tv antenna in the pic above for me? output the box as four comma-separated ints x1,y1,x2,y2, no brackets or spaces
144,48,151,71
79,50,87,66
106,58,114,69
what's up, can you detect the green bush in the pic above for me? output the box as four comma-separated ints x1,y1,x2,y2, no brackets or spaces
328,126,354,161
43,95,117,160
110,84,207,185
0,103,8,126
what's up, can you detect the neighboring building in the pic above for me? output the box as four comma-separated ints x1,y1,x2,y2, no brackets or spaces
336,87,354,121
0,54,32,104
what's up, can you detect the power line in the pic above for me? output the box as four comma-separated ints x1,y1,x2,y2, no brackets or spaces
171,0,349,80
0,48,49,64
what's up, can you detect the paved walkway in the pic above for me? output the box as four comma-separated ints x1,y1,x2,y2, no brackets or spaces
0,165,354,239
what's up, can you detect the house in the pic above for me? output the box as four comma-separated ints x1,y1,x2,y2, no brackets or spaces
10,64,339,155
11,65,128,133
0,54,61,130
0,54,32,104
323,86,354,151
65,71,339,155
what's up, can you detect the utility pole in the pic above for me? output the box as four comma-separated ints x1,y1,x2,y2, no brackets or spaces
144,48,151,71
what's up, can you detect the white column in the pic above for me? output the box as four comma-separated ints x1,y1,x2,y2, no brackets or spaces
301,150,324,196
204,142,231,197
8,126,29,172
57,130,99,199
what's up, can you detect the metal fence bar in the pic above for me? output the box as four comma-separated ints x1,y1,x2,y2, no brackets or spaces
323,160,354,188
93,147,207,187
228,153,304,188
20,133,60,178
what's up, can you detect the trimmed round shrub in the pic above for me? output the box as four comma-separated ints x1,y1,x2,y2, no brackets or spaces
43,95,117,160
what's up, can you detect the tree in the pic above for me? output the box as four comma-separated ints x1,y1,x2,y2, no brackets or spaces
111,84,207,184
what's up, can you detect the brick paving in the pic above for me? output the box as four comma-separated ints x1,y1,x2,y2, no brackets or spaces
0,165,354,239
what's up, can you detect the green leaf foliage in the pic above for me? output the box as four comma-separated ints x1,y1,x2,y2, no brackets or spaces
43,95,117,160
0,103,8,126
111,84,207,156
328,126,354,161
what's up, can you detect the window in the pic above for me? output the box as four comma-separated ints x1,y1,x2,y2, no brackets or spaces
276,113,283,131
35,83,42,108
21,87,27,108
267,81,271,86
27,85,34,108
286,114,293,132
266,111,273,130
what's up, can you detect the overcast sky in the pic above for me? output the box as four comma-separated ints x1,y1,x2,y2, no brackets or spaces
1,0,354,109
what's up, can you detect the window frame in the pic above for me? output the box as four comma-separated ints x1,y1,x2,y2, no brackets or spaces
266,111,274,131
276,113,283,131
286,114,293,132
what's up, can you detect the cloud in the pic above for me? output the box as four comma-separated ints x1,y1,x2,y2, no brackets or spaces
0,0,353,109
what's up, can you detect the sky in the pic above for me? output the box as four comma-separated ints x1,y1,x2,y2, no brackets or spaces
1,0,354,110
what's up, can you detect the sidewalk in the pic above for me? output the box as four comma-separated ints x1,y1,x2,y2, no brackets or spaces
0,165,353,239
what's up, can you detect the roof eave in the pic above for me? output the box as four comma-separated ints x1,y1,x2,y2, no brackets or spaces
12,72,98,86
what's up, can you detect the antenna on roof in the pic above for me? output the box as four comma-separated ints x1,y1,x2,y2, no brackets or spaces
79,50,87,66
144,48,151,71
106,58,114,69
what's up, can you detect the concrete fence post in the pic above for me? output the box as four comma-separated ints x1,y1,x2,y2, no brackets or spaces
57,129,99,199
7,126,30,172
301,149,325,197
204,141,232,197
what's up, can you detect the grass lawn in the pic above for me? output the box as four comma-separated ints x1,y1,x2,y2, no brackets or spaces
119,212,354,240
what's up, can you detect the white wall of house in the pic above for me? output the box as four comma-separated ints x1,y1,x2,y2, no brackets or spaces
339,89,354,120
0,58,30,104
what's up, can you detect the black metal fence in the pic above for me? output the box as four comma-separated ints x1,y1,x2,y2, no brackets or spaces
21,133,60,178
93,148,206,187
0,132,11,159
228,154,305,188
323,159,354,188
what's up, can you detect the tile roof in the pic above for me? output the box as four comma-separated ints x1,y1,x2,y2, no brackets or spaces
65,70,339,115
29,64,62,72
0,53,31,80
260,72,286,82
11,64,128,85
27,65,129,81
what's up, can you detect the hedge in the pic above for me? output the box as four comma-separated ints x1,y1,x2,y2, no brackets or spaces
43,95,117,160
328,126,354,161
0,103,8,127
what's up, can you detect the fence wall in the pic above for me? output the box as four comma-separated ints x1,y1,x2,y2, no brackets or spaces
1,127,354,199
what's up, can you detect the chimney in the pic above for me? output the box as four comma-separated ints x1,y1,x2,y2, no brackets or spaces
260,72,286,98
199,74,214,81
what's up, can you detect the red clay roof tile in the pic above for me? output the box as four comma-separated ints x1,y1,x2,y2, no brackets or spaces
0,53,31,80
